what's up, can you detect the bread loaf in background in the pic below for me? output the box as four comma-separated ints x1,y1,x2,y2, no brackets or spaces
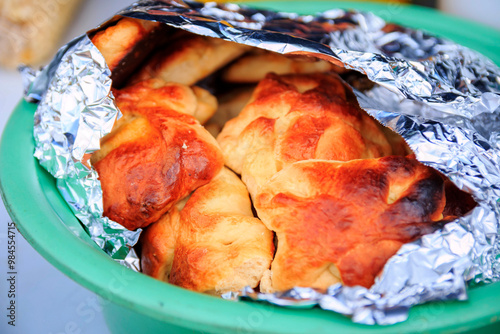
0,0,82,68
142,167,275,295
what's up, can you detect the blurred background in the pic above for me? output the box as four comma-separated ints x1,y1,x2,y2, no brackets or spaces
0,0,498,333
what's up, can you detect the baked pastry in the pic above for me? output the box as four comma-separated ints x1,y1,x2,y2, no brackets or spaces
217,72,409,195
222,49,346,83
130,34,250,86
204,86,254,137
110,78,217,124
255,157,447,291
216,72,463,291
0,0,82,68
90,17,182,88
191,86,219,125
91,79,224,230
142,167,274,294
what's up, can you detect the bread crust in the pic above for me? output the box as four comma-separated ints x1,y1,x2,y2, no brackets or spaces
222,50,345,83
92,79,224,230
256,157,446,290
131,34,249,86
217,72,450,290
91,17,160,71
89,25,473,294
142,168,275,294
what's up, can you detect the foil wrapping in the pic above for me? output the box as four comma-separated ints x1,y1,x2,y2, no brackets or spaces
24,0,500,325
29,36,141,269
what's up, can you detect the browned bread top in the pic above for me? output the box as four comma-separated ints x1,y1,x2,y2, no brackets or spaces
142,168,274,294
91,79,224,230
89,21,472,295
222,49,345,83
130,34,250,86
255,156,446,291
217,72,407,196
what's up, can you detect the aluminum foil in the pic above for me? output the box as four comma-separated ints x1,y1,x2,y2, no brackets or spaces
24,0,500,325
29,36,141,269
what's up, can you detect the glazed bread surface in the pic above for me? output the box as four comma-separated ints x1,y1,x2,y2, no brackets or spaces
142,168,275,294
222,49,344,83
217,72,409,195
91,17,160,71
91,79,224,230
109,78,217,124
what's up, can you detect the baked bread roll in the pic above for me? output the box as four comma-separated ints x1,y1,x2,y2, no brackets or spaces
216,72,458,291
142,167,274,294
217,72,409,195
222,49,346,83
130,34,250,86
91,79,224,230
204,86,254,137
109,78,217,124
87,21,472,295
256,157,447,291
0,0,82,68
91,17,161,71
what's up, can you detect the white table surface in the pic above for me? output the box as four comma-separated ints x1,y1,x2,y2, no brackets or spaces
0,1,497,334
0,2,125,333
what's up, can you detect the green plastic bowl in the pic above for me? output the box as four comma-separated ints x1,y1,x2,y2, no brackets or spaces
1,2,500,333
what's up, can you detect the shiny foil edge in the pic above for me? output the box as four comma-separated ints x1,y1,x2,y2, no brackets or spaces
24,0,500,325
31,36,141,266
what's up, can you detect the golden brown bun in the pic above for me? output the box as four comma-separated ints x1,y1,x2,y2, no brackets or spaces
130,34,249,86
140,201,184,281
222,50,345,83
205,86,254,137
191,86,218,125
255,157,446,291
142,168,274,295
0,0,82,68
91,17,160,71
91,79,224,230
217,72,405,195
107,78,217,124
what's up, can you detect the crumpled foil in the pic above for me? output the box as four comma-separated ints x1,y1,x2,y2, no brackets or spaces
24,0,500,325
28,36,142,269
